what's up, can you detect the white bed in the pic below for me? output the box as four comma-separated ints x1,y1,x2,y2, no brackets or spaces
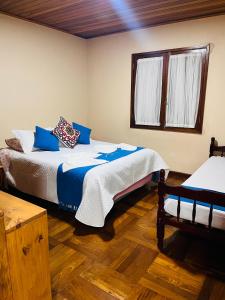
2,139,168,227
165,156,225,230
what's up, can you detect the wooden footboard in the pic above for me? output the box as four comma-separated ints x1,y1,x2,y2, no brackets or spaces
210,137,225,157
157,137,225,251
157,169,225,251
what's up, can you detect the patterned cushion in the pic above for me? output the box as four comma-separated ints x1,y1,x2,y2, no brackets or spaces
5,138,23,152
53,117,80,148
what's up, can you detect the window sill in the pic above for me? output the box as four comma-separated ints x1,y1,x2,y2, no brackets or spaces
130,123,202,134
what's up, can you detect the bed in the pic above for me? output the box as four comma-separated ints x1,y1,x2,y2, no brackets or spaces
0,139,168,227
157,137,225,251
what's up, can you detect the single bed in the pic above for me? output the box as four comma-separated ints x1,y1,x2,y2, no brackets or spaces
1,139,168,227
157,137,225,251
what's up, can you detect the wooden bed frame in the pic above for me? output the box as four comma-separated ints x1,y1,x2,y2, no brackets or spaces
157,137,225,251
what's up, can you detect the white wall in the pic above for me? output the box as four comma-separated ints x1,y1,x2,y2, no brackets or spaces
1,13,225,174
87,15,225,173
0,13,88,147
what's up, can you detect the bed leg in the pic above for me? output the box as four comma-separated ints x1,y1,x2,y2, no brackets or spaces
157,169,166,252
157,219,165,251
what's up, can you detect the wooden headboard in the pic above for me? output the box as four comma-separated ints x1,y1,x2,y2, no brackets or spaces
209,137,225,157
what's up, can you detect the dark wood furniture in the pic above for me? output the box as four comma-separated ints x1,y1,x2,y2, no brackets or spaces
157,137,225,251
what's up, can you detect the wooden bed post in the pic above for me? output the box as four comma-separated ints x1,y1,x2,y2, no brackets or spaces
157,169,166,251
209,137,215,157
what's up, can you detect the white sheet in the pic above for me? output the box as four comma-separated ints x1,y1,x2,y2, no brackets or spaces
3,140,168,227
165,156,225,230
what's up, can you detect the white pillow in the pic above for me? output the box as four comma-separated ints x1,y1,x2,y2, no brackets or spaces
12,130,35,154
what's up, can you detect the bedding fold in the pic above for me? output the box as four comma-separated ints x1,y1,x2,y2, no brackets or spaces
57,147,143,212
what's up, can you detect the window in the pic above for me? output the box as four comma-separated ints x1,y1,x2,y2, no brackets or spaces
130,45,209,133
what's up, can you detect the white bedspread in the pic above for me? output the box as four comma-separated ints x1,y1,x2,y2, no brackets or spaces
2,140,168,227
165,156,225,230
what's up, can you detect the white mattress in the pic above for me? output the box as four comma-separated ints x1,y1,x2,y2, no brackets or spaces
2,140,168,227
165,156,225,230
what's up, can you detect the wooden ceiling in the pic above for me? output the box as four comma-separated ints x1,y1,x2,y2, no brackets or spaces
0,0,225,39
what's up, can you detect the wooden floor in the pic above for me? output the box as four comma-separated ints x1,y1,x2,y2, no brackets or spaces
14,174,225,299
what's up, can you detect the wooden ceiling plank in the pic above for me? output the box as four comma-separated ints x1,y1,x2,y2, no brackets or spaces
77,9,225,39
0,0,49,14
18,0,107,18
0,0,85,17
0,0,225,38
34,0,225,29
29,0,203,25
29,0,183,20
29,1,116,23
71,5,225,35
26,1,86,18
30,0,209,33
56,1,225,33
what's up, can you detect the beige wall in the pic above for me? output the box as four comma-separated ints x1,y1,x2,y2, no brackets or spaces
1,13,225,174
0,13,87,147
87,15,225,174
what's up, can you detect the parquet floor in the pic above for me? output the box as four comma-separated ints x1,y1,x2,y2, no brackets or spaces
16,174,225,299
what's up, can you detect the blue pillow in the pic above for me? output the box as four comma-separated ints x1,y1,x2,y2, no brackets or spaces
72,122,91,144
34,126,59,151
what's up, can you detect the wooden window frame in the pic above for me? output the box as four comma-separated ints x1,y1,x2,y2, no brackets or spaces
130,45,210,134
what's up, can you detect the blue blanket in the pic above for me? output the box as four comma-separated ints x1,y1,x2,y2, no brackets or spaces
57,147,143,211
168,185,225,212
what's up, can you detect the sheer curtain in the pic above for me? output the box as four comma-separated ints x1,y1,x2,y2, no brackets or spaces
166,52,203,128
134,56,163,126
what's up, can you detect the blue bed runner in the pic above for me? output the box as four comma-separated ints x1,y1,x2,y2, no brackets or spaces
168,185,225,212
57,147,143,211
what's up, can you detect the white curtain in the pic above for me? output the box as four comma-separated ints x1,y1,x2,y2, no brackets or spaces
165,52,203,128
134,56,163,126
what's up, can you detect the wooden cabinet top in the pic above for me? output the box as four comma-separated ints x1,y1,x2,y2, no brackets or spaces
0,191,46,233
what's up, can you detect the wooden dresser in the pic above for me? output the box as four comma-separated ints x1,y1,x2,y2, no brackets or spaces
0,191,52,300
